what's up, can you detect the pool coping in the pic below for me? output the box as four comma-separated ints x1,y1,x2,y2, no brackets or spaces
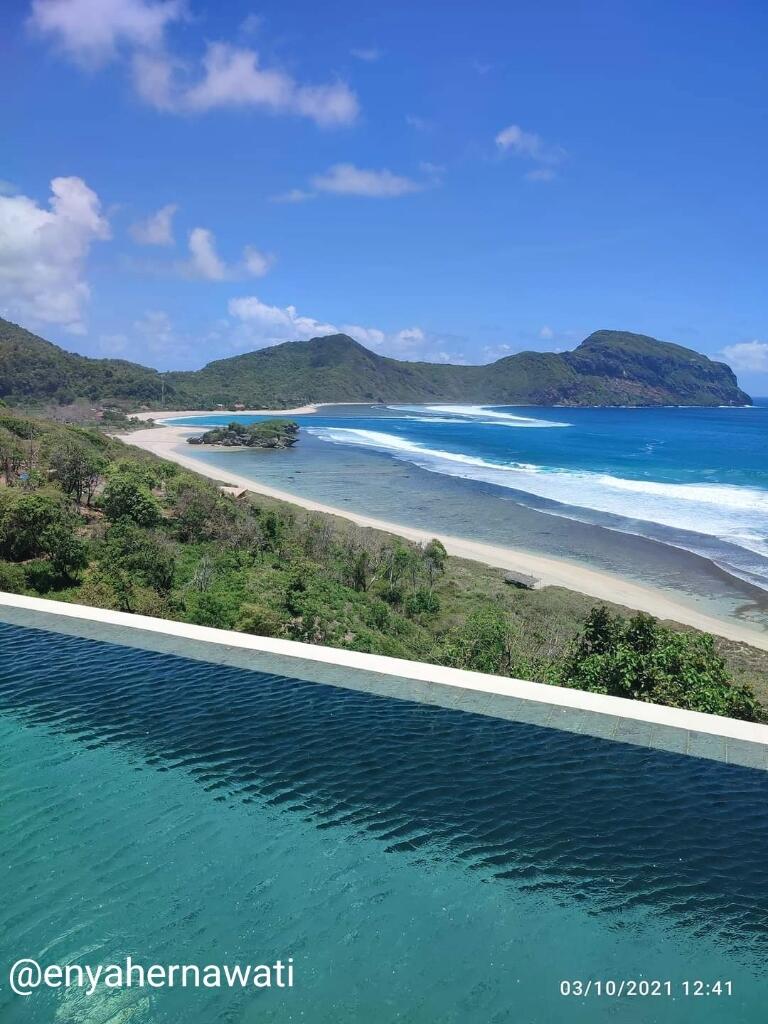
1,591,767,769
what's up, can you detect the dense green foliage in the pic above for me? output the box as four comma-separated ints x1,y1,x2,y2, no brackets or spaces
0,411,763,722
188,419,299,447
0,318,750,409
554,607,761,720
0,318,165,404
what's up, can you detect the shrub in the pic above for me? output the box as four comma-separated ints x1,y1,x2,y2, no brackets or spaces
553,607,760,721
100,474,161,527
0,561,28,594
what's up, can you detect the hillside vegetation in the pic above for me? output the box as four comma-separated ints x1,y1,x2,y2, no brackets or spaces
0,318,750,409
0,410,764,722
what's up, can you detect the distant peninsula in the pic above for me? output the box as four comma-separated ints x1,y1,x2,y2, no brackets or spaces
187,419,299,449
0,317,752,409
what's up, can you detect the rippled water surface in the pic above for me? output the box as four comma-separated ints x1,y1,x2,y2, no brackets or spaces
2,622,767,1022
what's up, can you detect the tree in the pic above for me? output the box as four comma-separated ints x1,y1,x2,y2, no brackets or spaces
0,428,24,484
170,480,220,541
100,474,161,527
49,441,104,505
101,522,176,595
443,607,516,675
554,607,760,721
40,520,88,581
421,539,447,586
0,493,73,561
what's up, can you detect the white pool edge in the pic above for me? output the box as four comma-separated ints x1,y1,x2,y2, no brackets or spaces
2,590,767,748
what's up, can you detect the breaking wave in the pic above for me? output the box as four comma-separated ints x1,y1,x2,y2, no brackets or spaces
309,427,768,583
387,405,571,427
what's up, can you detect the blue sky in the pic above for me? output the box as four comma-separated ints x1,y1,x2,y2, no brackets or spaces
1,0,767,392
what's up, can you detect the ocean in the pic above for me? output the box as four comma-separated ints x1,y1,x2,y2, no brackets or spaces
169,401,768,633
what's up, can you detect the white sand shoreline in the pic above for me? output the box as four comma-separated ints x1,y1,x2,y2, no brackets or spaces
116,422,768,652
132,402,373,422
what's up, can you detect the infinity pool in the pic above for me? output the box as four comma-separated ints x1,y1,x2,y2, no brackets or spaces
1,619,767,1023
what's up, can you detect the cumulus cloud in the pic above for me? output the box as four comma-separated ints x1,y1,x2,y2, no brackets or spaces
164,43,359,126
495,124,565,179
129,202,177,245
0,175,110,332
29,0,184,67
32,2,359,127
227,295,460,361
721,340,768,373
181,229,273,281
228,295,337,344
132,44,358,126
311,163,422,197
242,246,273,277
186,227,226,280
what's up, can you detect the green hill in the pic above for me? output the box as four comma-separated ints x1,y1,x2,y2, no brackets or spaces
0,317,750,408
0,318,165,404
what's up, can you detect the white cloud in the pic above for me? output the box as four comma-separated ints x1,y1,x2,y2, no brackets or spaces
242,246,273,277
134,42,359,126
181,229,272,281
721,340,768,373
405,114,429,131
239,13,262,35
0,175,110,332
33,3,359,127
495,124,565,178
351,47,381,61
526,168,557,183
131,50,178,109
129,202,177,245
339,324,385,348
227,295,461,361
228,295,338,344
538,325,554,340
311,163,422,198
29,0,184,68
187,227,226,280
270,188,316,204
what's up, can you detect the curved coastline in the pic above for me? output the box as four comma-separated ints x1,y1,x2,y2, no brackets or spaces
117,419,768,652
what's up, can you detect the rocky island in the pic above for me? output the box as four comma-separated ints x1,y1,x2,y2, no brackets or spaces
187,419,299,448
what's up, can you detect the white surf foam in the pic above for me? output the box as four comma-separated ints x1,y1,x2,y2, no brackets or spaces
309,427,768,565
387,405,571,427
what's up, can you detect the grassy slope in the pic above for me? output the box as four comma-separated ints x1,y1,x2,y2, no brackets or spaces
242,489,768,708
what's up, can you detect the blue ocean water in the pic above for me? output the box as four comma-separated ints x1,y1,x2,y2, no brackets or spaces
1,621,768,1022
171,402,768,628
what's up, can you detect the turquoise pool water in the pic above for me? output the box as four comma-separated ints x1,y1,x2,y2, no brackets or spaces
1,622,767,1023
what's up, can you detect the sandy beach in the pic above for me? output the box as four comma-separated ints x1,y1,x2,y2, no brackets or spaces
115,421,768,651
132,402,376,422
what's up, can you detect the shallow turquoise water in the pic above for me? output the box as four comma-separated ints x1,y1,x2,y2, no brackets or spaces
2,623,768,1022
